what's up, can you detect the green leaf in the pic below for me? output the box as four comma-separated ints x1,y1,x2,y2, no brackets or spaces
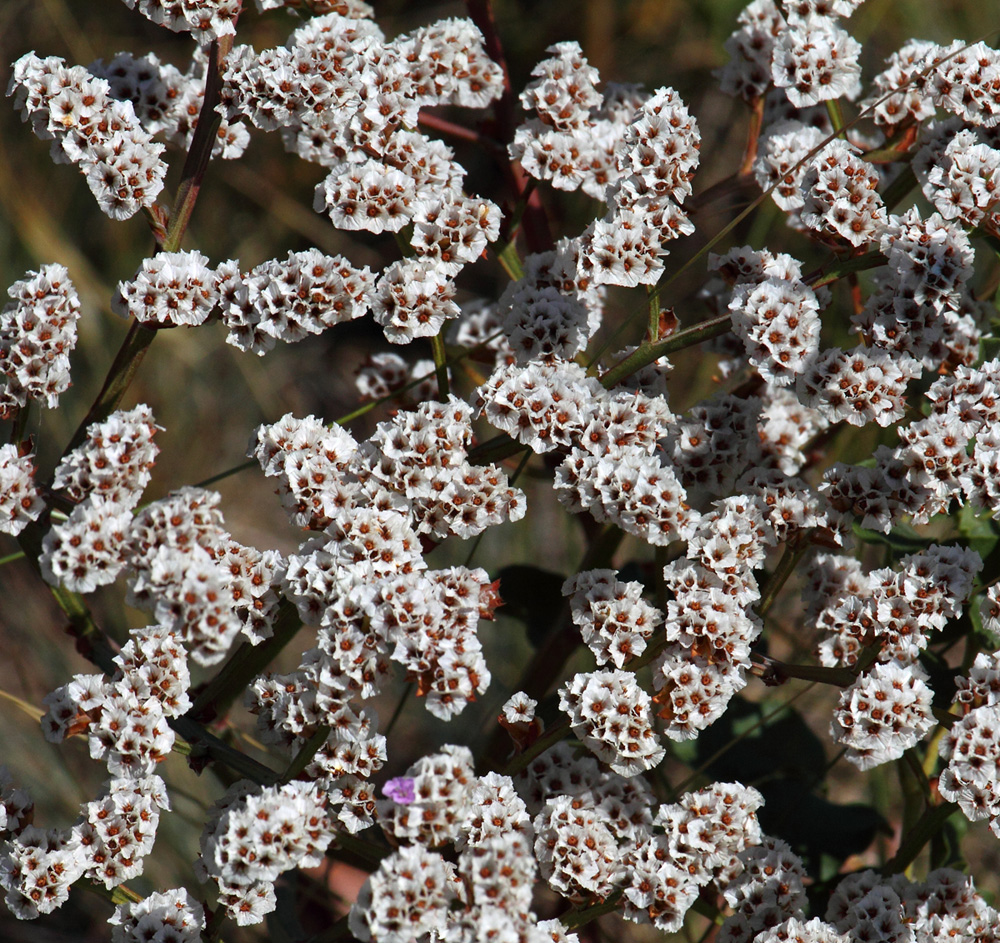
851,522,931,557
496,564,567,648
693,697,887,875
761,781,888,870
930,812,969,872
957,504,1000,562
267,880,305,943
693,697,826,787
979,335,1000,366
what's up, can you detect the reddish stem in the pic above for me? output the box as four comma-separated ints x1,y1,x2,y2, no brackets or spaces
738,95,765,177
164,37,232,252
417,110,501,150
59,40,232,461
464,0,552,254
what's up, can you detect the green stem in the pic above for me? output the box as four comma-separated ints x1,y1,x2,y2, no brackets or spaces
384,683,412,738
559,889,624,930
280,725,331,784
646,284,660,343
162,38,230,253
61,320,158,457
749,656,857,688
598,314,732,389
60,42,231,461
16,517,120,670
825,98,845,135
807,250,885,290
9,402,30,447
880,801,959,876
465,432,526,468
169,715,281,785
496,238,525,280
430,332,450,398
188,599,302,724
756,534,809,619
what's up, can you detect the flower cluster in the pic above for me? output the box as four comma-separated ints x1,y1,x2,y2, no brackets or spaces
113,251,219,328
41,625,190,776
797,346,920,428
0,446,43,537
13,1,1000,940
371,259,461,344
198,780,334,922
356,396,525,539
92,48,248,160
564,569,662,667
220,249,375,354
812,544,980,667
653,560,761,739
800,139,886,246
855,208,980,372
938,704,1000,834
558,669,665,776
52,404,159,508
77,776,171,889
0,264,81,415
125,487,281,663
108,888,205,943
729,268,822,386
378,746,475,846
719,837,807,942
772,12,862,108
8,53,167,219
511,42,624,198
830,660,935,769
2,626,182,916
124,0,239,42
40,405,160,592
0,826,88,919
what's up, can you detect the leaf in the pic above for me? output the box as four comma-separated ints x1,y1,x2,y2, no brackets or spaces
929,812,968,872
496,564,567,648
759,780,888,869
692,696,887,875
958,504,1000,562
693,696,827,787
919,648,960,710
267,879,305,943
978,335,1000,366
852,522,931,557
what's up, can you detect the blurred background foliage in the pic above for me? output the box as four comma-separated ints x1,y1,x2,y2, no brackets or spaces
2,0,1000,939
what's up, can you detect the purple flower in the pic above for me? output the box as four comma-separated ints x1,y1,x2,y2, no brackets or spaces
382,777,416,805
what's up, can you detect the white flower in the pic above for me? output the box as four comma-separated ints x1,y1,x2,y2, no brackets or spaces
831,661,935,769
109,887,205,943
0,263,81,413
0,446,43,536
558,669,665,776
120,0,240,43
113,251,218,327
771,13,862,107
371,259,461,344
0,826,86,919
315,160,419,234
200,780,334,887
